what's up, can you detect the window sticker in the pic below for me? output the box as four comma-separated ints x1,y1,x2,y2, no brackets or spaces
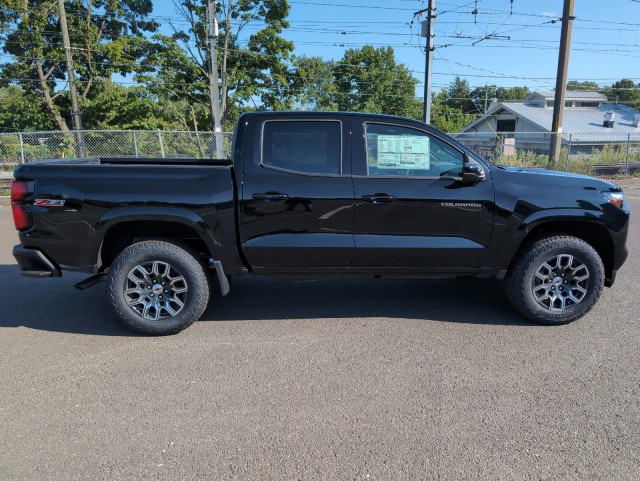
375,135,430,170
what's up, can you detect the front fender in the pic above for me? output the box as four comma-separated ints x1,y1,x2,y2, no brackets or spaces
482,208,610,274
519,208,603,233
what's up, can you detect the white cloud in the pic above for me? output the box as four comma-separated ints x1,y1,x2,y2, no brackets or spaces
540,11,558,17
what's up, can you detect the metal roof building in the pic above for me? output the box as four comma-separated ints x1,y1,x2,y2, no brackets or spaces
461,90,640,145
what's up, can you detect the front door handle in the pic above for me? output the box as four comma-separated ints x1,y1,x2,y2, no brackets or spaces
252,192,290,202
362,194,397,204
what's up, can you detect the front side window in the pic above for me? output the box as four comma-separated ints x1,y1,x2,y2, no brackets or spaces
365,123,463,177
262,121,341,175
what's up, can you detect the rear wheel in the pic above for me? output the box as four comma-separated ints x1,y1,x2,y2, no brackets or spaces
505,235,604,325
107,240,210,335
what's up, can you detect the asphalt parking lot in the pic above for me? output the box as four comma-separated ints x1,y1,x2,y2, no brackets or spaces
0,189,639,481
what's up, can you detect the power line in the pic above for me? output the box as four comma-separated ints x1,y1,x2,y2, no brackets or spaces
3,2,640,101
287,1,419,11
8,3,640,29
3,44,640,84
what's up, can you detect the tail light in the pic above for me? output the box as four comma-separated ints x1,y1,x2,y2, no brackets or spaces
11,180,33,231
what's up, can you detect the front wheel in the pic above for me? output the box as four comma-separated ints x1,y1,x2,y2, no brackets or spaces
107,240,210,335
505,235,605,325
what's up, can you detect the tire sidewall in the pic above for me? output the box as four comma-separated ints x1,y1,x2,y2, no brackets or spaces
108,241,210,335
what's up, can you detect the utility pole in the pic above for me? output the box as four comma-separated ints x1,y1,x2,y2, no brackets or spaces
484,84,489,112
549,0,575,166
206,0,224,159
417,0,436,124
57,0,84,155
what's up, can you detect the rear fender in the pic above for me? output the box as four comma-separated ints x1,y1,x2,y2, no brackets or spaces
94,206,223,263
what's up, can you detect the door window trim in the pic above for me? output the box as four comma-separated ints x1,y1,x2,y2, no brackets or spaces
259,119,344,177
360,121,466,180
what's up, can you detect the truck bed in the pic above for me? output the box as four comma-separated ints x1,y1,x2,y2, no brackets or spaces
12,157,244,275
26,156,232,166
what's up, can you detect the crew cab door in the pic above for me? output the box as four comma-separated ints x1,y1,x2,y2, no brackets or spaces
240,115,355,270
351,118,494,272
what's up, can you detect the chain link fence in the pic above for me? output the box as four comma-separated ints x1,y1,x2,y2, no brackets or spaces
0,130,233,182
2,129,640,184
452,131,640,177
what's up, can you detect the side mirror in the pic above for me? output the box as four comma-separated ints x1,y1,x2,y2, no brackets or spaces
461,157,486,184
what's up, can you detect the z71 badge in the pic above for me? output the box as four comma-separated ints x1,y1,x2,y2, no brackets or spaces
34,199,66,207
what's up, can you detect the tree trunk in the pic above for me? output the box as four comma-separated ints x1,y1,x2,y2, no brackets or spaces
36,60,69,131
220,0,232,128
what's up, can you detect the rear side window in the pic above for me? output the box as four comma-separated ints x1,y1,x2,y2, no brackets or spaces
262,121,341,175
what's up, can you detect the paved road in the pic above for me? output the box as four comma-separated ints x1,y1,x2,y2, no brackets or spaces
1,190,639,481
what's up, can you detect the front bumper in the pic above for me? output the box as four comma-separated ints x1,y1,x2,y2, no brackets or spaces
13,245,62,278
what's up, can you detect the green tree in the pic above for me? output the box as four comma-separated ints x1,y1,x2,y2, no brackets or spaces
143,0,294,130
430,88,477,132
610,78,640,108
0,86,56,132
444,77,476,114
566,80,599,92
499,86,530,100
81,82,185,130
0,0,159,131
332,45,422,118
470,85,530,112
430,104,477,133
291,55,338,111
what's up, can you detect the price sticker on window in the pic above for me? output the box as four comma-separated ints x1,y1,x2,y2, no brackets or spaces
376,135,430,169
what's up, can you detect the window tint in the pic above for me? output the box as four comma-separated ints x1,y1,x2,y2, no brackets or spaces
365,123,463,177
262,121,341,175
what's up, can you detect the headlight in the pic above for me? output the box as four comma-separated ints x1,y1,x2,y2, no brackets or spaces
601,191,624,209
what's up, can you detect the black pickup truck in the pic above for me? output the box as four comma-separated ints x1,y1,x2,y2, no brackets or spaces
11,111,630,334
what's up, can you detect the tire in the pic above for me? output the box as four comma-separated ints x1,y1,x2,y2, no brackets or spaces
505,235,604,325
107,240,210,335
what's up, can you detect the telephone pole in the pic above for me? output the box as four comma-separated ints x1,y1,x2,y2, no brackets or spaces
417,0,436,124
484,84,489,112
549,0,575,166
57,0,84,155
206,0,223,159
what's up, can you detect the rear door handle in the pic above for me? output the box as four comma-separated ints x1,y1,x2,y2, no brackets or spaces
362,194,397,204
252,192,289,202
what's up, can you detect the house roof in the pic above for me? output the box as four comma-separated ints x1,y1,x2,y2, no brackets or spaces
530,90,608,101
462,100,640,142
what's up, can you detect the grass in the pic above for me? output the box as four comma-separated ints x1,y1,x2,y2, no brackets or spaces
491,144,640,176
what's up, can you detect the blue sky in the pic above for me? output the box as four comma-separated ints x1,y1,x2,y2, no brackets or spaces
152,0,640,97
